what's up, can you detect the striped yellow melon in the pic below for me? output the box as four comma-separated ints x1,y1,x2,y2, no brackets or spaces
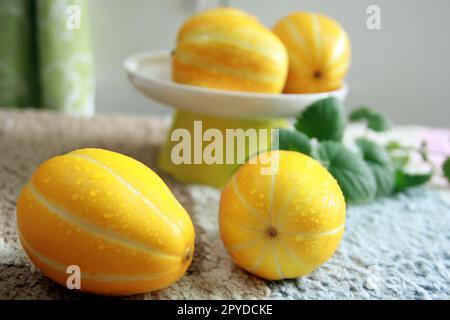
16,148,195,295
273,12,351,93
219,150,346,280
172,7,288,93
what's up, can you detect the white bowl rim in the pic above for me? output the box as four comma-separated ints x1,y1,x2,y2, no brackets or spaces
124,50,349,100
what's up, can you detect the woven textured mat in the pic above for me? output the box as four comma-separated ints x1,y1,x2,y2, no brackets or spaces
0,110,449,299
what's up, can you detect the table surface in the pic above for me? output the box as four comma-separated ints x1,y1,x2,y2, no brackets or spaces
0,109,449,299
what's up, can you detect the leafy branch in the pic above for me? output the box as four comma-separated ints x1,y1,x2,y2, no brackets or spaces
275,97,449,204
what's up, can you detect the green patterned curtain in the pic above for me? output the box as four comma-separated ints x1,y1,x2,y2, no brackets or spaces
0,0,94,116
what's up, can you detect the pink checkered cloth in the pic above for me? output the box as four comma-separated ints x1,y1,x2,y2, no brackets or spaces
422,127,450,167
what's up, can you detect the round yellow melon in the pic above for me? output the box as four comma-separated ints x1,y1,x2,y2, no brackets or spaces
273,12,351,93
172,7,288,93
219,150,346,280
16,148,195,295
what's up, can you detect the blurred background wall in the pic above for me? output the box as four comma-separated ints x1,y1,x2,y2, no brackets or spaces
89,0,450,127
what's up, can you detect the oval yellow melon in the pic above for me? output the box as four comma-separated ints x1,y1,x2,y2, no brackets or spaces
172,7,288,93
16,148,195,295
273,12,351,93
219,150,346,280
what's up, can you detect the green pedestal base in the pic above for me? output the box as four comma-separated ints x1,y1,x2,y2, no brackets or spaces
158,110,287,189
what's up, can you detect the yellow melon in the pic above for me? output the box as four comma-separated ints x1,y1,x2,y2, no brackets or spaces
219,150,346,280
172,7,288,93
16,148,195,295
273,12,351,93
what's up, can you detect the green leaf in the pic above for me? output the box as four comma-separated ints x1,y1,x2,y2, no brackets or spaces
316,141,377,204
295,97,346,142
443,157,450,183
276,129,311,156
391,155,410,169
394,170,432,192
356,138,395,197
385,141,410,169
385,141,404,152
349,106,393,132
